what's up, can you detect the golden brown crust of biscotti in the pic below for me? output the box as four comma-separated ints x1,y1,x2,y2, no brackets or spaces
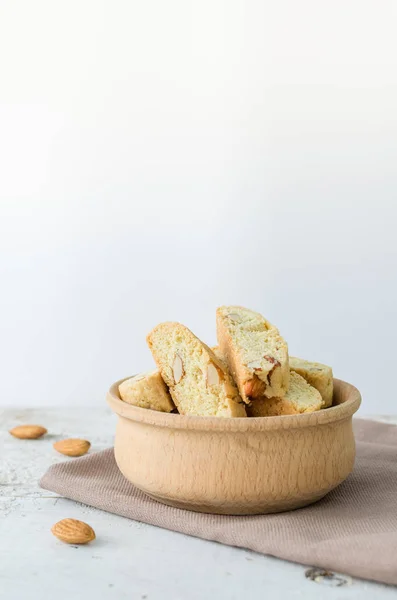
147,322,246,418
118,370,175,412
247,371,323,417
289,357,333,408
216,306,289,403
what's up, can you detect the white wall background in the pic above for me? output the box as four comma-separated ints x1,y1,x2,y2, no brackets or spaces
0,0,396,413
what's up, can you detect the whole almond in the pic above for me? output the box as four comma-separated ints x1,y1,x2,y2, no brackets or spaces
51,519,96,544
53,438,91,457
9,425,47,439
172,354,184,384
206,362,221,386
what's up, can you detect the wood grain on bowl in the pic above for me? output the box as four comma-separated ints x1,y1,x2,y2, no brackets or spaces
106,378,361,515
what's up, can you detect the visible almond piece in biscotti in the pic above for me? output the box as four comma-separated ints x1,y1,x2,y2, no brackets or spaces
146,322,246,418
216,306,289,403
247,371,323,417
289,356,333,408
118,370,176,412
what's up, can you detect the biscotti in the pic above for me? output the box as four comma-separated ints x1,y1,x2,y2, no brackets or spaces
118,370,175,412
216,306,289,403
247,371,323,417
147,322,246,417
290,357,333,407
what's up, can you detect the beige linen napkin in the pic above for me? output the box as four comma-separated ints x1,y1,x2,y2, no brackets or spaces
40,419,397,585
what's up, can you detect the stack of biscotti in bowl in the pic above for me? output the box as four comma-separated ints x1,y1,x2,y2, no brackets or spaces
118,305,334,418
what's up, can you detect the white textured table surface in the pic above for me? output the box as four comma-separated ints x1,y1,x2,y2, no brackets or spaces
1,408,396,600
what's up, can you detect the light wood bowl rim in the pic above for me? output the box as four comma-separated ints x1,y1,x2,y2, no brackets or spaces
107,377,361,432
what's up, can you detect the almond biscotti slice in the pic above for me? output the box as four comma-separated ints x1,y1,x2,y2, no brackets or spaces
216,306,289,403
289,357,333,408
247,371,323,417
146,322,246,417
119,370,176,412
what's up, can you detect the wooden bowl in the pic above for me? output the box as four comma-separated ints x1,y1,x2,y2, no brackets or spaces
107,378,361,515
